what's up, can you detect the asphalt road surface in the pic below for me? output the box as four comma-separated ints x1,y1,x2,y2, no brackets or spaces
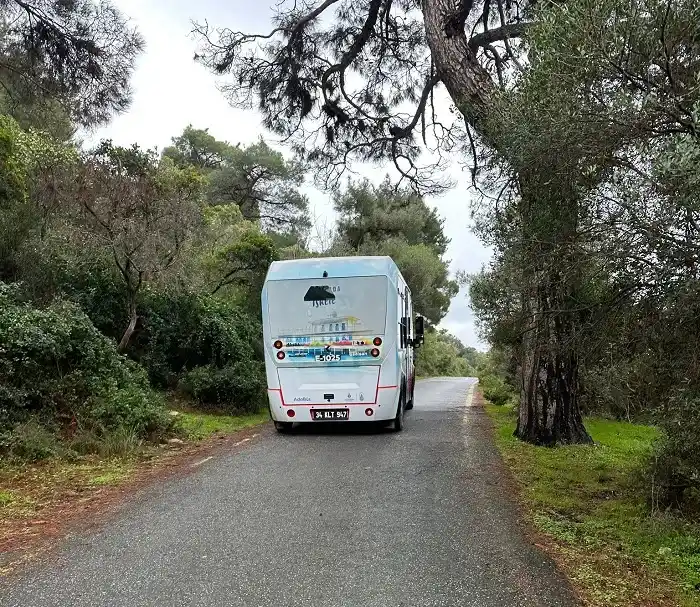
1,378,578,607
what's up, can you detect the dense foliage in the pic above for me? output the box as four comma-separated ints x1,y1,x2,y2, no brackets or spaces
468,0,700,509
415,329,480,378
0,283,170,459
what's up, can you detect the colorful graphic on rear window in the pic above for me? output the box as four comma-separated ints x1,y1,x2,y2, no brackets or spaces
275,335,380,362
267,276,388,337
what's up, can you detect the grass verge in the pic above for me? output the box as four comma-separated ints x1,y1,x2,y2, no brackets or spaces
486,403,700,607
177,410,269,440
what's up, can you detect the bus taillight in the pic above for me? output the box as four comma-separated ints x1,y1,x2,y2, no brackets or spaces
274,340,283,349
373,337,382,346
277,351,286,360
370,348,380,358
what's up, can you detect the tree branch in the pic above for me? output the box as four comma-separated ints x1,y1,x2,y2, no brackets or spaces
320,0,383,93
468,22,530,51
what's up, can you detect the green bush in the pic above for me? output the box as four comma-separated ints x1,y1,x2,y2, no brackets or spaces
180,361,266,413
479,373,516,406
0,282,171,454
132,289,263,389
651,389,700,512
1,420,66,461
13,246,266,395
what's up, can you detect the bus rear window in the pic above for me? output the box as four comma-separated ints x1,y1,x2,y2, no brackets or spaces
266,276,388,337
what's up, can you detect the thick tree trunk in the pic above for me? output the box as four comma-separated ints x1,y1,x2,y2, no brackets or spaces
516,274,592,445
515,182,592,445
117,297,138,353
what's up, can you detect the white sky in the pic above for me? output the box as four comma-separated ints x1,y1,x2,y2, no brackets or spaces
87,0,492,349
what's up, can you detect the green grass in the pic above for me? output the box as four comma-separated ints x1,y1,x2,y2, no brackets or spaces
86,461,133,487
0,489,37,516
486,404,700,607
0,490,15,507
177,410,269,440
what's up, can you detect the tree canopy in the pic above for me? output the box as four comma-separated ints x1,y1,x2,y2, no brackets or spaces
329,178,458,323
163,126,310,235
193,0,526,192
0,0,143,128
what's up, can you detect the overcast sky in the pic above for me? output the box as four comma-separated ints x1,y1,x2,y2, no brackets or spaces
88,0,492,349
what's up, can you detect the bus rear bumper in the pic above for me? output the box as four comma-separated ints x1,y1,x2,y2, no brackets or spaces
267,386,400,423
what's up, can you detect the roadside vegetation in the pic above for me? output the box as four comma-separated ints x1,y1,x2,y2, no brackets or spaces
487,403,700,606
415,329,484,378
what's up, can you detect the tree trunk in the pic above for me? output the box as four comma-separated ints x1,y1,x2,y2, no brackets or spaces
515,181,592,445
117,297,138,353
516,274,591,445
422,0,500,136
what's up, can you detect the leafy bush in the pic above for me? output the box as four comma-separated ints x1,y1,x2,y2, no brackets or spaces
132,289,263,389
0,282,171,454
180,360,266,413
1,420,66,461
479,373,515,406
651,389,700,512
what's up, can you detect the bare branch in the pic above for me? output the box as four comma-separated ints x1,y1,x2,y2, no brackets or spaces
468,22,530,51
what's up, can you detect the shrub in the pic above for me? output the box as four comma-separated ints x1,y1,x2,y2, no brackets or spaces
651,389,700,512
0,282,171,454
479,373,516,407
2,420,66,461
132,289,263,389
180,361,266,413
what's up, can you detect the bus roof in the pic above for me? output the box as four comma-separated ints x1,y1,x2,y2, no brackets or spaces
265,256,404,284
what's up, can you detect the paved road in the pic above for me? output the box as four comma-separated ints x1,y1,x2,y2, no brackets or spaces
1,378,577,607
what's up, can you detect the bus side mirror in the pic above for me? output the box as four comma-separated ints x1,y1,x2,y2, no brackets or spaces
414,316,425,347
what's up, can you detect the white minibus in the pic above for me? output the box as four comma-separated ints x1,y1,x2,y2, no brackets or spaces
261,256,424,432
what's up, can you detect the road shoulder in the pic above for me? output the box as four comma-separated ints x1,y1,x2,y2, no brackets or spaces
484,395,695,607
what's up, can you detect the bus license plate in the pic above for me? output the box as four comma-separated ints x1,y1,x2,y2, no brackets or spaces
311,409,349,421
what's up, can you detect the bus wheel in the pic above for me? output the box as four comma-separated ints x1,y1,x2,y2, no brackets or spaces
275,421,293,433
391,393,405,432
